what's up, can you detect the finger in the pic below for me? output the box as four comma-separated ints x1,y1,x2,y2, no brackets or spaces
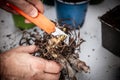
44,61,62,74
31,58,62,74
7,0,38,17
27,0,44,13
31,71,60,80
24,19,31,23
0,1,18,14
44,73,60,80
14,45,38,53
0,5,18,14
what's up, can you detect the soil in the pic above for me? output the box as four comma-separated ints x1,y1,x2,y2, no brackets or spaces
1,20,4,23
62,0,87,3
6,34,11,38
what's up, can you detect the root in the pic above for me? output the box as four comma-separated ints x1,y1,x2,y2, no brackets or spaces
19,24,89,80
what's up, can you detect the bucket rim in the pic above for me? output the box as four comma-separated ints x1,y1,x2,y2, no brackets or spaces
99,17,120,32
56,0,89,5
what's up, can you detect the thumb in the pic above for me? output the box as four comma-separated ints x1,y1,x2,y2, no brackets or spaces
8,0,38,17
14,45,38,53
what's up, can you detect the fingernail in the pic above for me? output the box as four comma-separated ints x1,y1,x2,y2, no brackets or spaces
29,7,38,17
25,19,31,23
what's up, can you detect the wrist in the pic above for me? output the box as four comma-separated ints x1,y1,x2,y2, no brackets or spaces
0,53,7,78
0,54,3,75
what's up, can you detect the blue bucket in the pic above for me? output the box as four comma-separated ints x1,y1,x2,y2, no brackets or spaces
55,0,89,28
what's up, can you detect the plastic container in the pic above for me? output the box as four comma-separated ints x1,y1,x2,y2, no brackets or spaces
89,0,104,5
12,14,35,30
99,5,120,57
43,0,55,6
55,0,89,28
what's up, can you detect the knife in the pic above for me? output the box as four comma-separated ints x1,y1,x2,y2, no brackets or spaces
7,3,68,38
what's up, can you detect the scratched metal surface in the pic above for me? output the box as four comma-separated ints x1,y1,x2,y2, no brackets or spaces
0,0,120,80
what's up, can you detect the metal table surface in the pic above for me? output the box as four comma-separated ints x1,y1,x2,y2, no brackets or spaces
0,0,120,80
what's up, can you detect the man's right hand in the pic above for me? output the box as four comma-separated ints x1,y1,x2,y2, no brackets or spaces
0,0,44,17
0,45,62,80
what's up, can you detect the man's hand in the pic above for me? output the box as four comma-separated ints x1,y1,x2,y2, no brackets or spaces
0,0,44,17
0,45,62,80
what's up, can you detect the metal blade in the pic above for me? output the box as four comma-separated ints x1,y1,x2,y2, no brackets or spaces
51,27,69,44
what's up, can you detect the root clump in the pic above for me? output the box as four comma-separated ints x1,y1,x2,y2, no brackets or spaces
19,24,89,80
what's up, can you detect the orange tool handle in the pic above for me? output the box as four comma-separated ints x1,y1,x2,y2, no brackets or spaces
7,3,55,34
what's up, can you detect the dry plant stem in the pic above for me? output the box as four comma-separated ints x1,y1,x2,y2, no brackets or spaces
47,35,76,79
19,26,89,80
51,53,75,79
68,54,89,73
